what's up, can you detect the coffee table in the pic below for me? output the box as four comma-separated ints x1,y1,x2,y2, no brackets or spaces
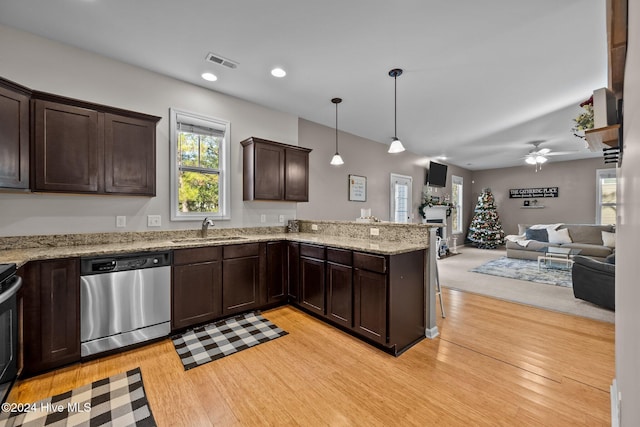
537,247,582,270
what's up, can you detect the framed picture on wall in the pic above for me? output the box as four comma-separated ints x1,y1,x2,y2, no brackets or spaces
348,175,367,201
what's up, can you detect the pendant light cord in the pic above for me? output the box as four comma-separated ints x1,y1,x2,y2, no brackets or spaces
335,101,339,152
394,74,397,138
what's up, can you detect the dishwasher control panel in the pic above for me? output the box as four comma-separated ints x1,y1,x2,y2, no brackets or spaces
80,251,172,275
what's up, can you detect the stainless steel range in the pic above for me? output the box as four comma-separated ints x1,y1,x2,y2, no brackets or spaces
80,251,171,357
0,263,21,403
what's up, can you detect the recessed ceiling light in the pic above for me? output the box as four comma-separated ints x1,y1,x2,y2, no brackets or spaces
271,68,286,78
201,72,217,82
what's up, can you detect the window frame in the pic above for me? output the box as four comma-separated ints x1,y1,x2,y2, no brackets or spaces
169,108,231,221
451,175,464,234
596,168,617,225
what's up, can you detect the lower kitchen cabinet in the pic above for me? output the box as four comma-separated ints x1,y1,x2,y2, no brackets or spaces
326,248,353,328
266,241,287,303
353,268,387,345
222,243,264,316
299,244,326,316
287,242,300,301
21,258,81,376
172,247,222,331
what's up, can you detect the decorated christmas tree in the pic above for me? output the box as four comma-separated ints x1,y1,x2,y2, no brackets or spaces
467,188,505,249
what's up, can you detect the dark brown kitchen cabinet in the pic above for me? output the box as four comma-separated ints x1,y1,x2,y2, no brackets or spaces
222,243,264,316
241,137,311,202
287,242,300,301
326,248,353,328
0,77,31,189
31,92,159,196
353,267,387,345
299,244,325,315
267,241,287,303
172,247,222,331
21,258,81,376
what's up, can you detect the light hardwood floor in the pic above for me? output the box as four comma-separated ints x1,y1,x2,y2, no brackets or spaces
8,289,614,426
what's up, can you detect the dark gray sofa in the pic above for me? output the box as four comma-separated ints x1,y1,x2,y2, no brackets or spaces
571,255,615,310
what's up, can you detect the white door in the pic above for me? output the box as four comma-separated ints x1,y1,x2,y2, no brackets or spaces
390,173,413,223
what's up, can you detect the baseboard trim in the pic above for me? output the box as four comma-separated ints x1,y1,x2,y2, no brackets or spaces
425,326,439,339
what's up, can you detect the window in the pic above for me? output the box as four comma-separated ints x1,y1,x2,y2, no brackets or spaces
451,175,464,234
170,108,230,221
596,168,617,225
390,174,413,223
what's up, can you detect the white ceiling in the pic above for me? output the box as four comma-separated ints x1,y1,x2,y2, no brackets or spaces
0,0,608,170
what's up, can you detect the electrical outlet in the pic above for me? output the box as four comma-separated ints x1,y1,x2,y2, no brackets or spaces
370,228,379,236
279,215,285,223
260,214,266,223
311,224,318,231
147,215,161,227
116,216,126,228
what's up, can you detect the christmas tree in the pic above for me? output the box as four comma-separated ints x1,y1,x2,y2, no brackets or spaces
467,188,505,249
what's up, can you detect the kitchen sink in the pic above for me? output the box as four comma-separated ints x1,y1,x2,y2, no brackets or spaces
172,236,248,243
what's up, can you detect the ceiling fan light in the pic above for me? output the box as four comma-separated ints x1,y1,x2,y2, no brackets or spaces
536,156,548,164
388,137,405,153
525,156,537,165
330,153,344,166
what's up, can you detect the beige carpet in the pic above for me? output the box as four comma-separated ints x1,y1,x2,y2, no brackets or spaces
437,246,615,323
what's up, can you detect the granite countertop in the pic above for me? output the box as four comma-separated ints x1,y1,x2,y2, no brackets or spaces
0,232,428,268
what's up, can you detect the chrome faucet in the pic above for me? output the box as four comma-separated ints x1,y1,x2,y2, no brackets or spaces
201,217,215,238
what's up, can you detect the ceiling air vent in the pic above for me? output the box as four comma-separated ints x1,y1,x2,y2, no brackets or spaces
205,52,239,69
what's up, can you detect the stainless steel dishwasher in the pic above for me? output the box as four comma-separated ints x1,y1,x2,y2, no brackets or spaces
80,251,172,357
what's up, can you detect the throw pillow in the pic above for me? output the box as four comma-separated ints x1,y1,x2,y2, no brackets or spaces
605,253,616,264
602,231,616,248
547,227,572,244
525,228,548,242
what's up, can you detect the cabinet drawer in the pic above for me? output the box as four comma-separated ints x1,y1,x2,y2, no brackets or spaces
327,248,352,266
224,243,260,259
300,244,325,260
354,252,386,274
174,247,222,265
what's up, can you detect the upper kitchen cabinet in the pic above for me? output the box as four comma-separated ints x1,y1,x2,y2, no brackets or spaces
0,77,31,190
241,137,311,202
32,91,160,196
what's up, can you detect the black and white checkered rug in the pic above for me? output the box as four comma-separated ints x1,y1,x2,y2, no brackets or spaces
0,367,156,427
172,311,288,370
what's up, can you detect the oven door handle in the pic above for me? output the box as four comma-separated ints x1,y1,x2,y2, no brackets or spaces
0,276,22,305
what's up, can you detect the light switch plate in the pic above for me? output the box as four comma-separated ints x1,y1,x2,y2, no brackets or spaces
147,215,161,227
279,215,285,223
116,216,126,228
370,228,380,236
260,214,266,223
311,224,318,231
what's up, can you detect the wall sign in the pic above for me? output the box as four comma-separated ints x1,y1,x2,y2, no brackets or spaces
348,175,367,201
509,187,559,198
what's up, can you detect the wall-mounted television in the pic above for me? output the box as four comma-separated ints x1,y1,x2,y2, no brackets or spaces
426,161,448,187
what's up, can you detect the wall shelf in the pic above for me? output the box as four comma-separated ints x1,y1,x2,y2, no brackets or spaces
585,124,620,151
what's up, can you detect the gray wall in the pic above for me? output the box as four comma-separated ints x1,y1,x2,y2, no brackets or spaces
0,24,299,236
470,158,614,235
617,1,639,424
297,119,474,238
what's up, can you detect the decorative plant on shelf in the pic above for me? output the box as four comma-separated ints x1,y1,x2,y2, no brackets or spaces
419,194,454,219
572,95,594,139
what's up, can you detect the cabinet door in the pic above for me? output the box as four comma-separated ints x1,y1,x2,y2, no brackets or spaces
300,257,325,315
0,83,29,189
284,148,309,201
33,100,100,192
254,143,285,200
22,259,80,376
326,262,353,327
222,256,260,315
104,113,156,195
353,268,387,345
172,261,222,330
267,241,287,303
287,242,300,301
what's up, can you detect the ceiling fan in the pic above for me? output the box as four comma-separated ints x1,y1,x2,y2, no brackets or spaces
522,141,573,172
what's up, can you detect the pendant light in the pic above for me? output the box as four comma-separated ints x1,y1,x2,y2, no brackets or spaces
330,97,345,166
388,68,406,154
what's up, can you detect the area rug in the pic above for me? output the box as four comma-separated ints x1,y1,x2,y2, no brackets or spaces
172,311,288,370
470,256,572,287
0,367,156,427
